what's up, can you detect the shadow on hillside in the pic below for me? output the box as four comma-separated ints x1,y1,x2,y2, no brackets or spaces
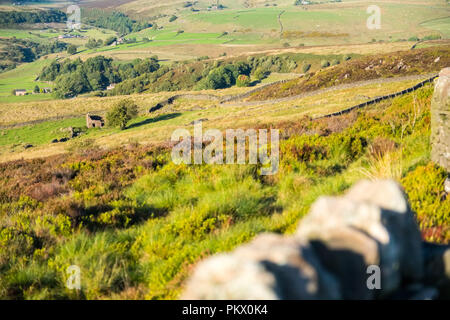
249,80,262,87
79,203,169,231
127,112,182,129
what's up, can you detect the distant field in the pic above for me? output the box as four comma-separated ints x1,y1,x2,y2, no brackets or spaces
0,58,55,100
1,1,447,62
421,16,450,38
0,117,85,150
81,0,450,52
183,4,449,44
0,72,298,126
0,77,426,161
0,28,59,40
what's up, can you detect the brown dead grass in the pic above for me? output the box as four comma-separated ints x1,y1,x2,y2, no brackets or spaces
249,45,450,101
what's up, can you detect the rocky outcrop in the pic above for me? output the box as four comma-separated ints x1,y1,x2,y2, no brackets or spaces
182,234,341,300
296,180,423,299
182,180,450,300
431,67,450,172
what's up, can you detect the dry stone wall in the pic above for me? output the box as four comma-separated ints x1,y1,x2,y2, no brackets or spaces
431,68,450,172
182,180,450,300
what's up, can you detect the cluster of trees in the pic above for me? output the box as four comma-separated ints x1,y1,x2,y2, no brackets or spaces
198,62,251,89
39,56,160,98
81,9,150,35
86,36,140,50
0,38,67,72
110,54,301,95
38,51,350,98
49,56,117,98
109,66,169,95
86,38,104,49
0,9,66,27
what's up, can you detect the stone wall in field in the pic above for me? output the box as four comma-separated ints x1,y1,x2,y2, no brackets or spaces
182,180,450,300
317,73,439,119
431,68,450,172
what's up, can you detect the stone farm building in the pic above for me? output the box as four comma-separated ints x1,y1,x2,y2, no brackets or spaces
86,114,105,128
14,89,27,96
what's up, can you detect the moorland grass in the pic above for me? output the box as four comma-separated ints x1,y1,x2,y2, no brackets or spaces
0,84,448,299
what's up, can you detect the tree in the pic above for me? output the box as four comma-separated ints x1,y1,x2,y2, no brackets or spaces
54,70,90,98
254,67,269,81
104,36,117,46
34,85,40,93
86,38,103,49
106,99,138,130
67,44,77,55
236,74,251,87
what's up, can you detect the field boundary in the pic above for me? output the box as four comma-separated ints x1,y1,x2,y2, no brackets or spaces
2,74,438,130
314,74,438,120
148,75,304,112
222,73,438,107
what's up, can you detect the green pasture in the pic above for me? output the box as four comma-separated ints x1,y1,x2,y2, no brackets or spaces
184,4,449,42
421,17,450,38
0,28,60,40
0,59,54,98
0,117,85,149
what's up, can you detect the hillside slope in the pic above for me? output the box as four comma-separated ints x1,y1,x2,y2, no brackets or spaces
0,81,448,299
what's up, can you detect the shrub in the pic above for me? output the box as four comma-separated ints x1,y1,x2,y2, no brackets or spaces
236,74,251,87
331,59,340,66
67,45,77,55
321,60,330,68
106,99,138,130
254,67,269,81
302,63,311,73
402,163,450,227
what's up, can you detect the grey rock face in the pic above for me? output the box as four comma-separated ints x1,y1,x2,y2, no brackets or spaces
181,234,341,300
295,180,423,297
431,68,450,172
345,180,424,282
